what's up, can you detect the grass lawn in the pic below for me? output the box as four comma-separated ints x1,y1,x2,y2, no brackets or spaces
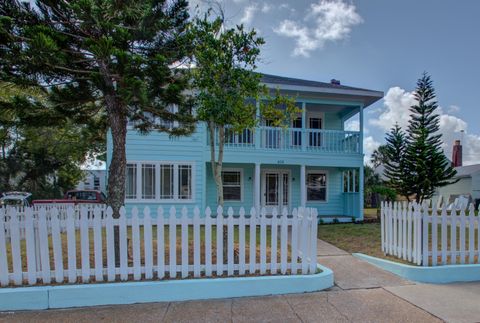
318,222,414,264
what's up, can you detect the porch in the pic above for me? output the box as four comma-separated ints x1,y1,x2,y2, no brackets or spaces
205,163,363,219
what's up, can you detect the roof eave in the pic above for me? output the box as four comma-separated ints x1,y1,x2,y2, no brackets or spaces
262,82,384,107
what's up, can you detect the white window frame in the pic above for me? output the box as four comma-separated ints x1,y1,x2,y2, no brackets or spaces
125,161,195,203
306,170,328,203
222,168,244,202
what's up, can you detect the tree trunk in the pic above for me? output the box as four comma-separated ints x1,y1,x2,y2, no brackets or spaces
208,123,228,268
105,96,127,266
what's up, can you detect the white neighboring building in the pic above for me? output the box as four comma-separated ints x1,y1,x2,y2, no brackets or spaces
76,160,106,193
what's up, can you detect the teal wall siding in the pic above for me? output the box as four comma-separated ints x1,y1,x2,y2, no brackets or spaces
324,112,343,130
306,167,345,217
205,163,255,211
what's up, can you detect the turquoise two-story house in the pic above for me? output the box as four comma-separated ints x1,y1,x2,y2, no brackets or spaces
107,74,383,221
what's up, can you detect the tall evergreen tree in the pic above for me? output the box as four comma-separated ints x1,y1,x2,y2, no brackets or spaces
383,124,410,199
0,0,195,215
405,73,456,203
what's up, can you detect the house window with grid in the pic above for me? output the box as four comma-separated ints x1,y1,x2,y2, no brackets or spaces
178,165,192,200
142,164,156,199
222,170,242,201
125,164,137,199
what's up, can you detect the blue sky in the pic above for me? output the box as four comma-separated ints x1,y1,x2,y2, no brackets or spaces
192,0,480,165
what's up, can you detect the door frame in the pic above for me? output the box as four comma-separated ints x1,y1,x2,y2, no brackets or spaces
260,168,291,213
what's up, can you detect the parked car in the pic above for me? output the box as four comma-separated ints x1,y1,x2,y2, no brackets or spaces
32,190,107,206
0,192,32,207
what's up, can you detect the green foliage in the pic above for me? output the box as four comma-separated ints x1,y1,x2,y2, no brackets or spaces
0,82,101,197
0,1,195,212
382,73,457,203
190,14,298,205
370,144,388,168
364,164,396,207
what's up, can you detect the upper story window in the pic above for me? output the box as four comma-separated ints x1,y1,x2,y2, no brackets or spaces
222,170,242,201
307,172,327,202
125,161,194,202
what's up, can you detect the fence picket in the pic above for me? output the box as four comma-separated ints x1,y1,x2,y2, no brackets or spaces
80,207,90,283
66,207,77,283
157,207,165,279
205,207,212,277
181,207,188,279
431,206,438,266
422,205,429,266
93,207,103,282
169,207,177,278
249,207,256,274
239,207,246,275
132,208,141,281
402,202,407,260
300,208,309,274
227,207,234,276
280,207,288,274
393,202,398,256
38,208,51,284
407,202,412,262
270,208,278,274
119,207,128,281
468,204,475,264
144,207,153,280
9,208,22,285
380,202,385,253
459,207,466,264
216,206,223,276
193,207,201,278
451,208,457,265
441,205,447,265
24,208,37,285
310,209,318,274
105,207,115,281
0,209,8,286
291,208,298,274
51,208,64,283
260,207,267,275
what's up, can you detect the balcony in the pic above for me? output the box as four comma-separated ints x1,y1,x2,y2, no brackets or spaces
210,127,361,154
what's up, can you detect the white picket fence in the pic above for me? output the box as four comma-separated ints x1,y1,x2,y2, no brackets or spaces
381,201,480,266
0,205,318,287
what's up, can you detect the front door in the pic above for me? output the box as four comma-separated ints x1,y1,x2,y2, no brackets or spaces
261,170,290,214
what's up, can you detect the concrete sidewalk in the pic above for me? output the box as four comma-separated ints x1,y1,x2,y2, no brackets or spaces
1,240,478,322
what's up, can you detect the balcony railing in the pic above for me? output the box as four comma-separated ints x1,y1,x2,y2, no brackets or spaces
209,127,360,154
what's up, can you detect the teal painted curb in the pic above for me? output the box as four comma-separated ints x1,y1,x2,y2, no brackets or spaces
0,286,49,311
353,253,480,284
0,265,333,311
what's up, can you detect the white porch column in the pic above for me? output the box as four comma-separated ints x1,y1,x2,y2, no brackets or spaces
300,165,306,207
254,163,261,211
301,102,307,151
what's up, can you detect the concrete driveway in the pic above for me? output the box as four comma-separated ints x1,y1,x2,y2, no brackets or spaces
0,240,478,322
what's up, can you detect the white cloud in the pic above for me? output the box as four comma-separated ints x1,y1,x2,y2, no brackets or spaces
274,0,363,57
447,105,460,114
369,86,416,132
364,136,381,165
370,86,480,165
261,2,272,13
240,3,258,26
345,119,359,131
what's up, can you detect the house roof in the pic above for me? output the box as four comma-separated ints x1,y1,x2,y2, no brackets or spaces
454,164,480,178
259,73,384,107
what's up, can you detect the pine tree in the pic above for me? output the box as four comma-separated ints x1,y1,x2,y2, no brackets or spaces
383,124,409,199
0,0,195,215
404,73,457,203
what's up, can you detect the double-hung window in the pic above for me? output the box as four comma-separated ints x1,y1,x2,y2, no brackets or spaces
126,162,194,201
222,170,242,201
306,172,327,202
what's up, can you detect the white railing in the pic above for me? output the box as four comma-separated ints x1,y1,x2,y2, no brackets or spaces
381,201,480,266
209,127,361,153
0,205,318,287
